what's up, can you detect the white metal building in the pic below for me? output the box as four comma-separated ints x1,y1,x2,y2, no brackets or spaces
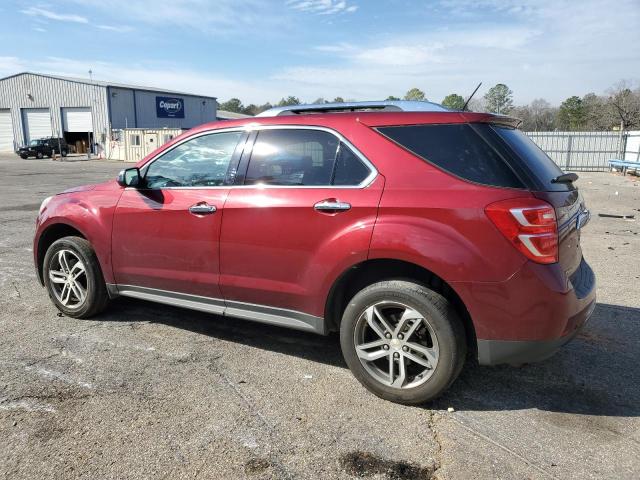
0,72,217,154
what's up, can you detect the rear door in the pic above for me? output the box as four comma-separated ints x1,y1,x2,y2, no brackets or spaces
219,127,382,317
112,130,246,299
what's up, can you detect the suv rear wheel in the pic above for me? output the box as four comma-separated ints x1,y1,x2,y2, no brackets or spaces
340,280,466,404
43,236,109,318
36,151,44,159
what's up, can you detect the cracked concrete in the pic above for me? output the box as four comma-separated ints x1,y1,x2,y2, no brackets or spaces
0,155,639,479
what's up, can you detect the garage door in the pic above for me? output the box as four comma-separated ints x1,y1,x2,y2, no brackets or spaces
22,108,52,143
62,107,93,132
0,110,14,152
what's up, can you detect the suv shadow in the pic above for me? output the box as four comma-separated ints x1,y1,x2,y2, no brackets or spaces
97,300,639,417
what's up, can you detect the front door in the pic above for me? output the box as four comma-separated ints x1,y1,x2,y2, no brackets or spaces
112,130,245,299
219,127,383,317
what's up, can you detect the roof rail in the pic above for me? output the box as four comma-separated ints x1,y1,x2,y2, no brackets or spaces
255,100,451,117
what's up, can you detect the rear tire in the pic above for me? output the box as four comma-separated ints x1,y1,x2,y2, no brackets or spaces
340,280,466,405
20,154,28,159
43,236,109,318
36,152,43,159
61,149,68,157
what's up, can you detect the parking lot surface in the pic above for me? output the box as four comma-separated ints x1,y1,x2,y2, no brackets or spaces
0,154,639,479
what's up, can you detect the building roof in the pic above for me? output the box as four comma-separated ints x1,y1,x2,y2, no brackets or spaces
0,71,217,99
216,110,252,119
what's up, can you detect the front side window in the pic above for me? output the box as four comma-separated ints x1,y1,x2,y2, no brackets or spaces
144,131,242,188
245,129,339,186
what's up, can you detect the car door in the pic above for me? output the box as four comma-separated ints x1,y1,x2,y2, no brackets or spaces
112,130,246,301
219,127,384,319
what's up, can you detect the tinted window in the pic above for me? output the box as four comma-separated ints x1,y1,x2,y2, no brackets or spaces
144,132,241,188
245,129,339,186
492,126,570,192
333,143,371,185
377,124,524,188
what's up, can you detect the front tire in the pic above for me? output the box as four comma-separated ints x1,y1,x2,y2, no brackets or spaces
36,151,44,159
43,236,109,318
340,280,466,405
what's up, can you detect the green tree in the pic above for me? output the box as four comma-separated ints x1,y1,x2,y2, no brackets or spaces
277,96,301,107
404,88,426,101
333,97,345,103
312,97,328,104
484,84,513,114
386,95,401,101
557,96,586,130
218,98,244,113
441,93,465,110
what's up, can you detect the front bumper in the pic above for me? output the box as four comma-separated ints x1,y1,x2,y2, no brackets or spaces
477,298,596,365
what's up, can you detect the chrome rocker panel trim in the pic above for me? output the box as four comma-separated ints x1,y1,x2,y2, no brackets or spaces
107,284,325,334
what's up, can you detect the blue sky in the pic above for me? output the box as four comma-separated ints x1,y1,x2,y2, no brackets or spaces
1,0,639,105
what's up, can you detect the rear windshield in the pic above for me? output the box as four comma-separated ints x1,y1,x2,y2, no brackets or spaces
377,124,524,189
491,126,572,192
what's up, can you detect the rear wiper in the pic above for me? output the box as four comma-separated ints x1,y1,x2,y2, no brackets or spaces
551,173,579,184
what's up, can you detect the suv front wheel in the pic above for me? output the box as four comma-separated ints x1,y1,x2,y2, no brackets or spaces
43,236,109,318
340,280,466,405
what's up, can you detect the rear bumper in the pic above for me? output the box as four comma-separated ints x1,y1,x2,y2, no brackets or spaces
452,256,597,365
477,298,596,365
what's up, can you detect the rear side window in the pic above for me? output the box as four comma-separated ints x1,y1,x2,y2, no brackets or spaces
377,124,524,188
492,126,571,192
333,144,371,185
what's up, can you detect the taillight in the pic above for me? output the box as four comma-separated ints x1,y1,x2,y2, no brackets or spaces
485,198,558,264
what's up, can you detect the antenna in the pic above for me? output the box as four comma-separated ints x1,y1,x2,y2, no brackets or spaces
462,82,482,111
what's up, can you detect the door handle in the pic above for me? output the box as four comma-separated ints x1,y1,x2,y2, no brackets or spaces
189,203,217,215
314,199,351,212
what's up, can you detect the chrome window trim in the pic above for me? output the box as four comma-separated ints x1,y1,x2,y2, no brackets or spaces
136,124,378,190
108,284,325,334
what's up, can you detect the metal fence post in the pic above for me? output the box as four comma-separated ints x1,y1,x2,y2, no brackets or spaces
565,134,573,170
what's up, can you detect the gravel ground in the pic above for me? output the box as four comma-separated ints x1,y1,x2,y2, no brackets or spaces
0,154,638,479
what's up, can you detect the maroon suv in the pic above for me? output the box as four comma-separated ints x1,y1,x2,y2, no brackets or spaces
34,101,595,404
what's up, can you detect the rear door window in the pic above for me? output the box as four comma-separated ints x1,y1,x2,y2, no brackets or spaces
377,124,524,188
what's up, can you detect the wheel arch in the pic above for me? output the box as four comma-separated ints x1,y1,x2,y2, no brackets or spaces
324,258,477,354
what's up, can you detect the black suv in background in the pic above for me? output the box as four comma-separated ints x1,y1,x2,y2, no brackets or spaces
17,137,68,159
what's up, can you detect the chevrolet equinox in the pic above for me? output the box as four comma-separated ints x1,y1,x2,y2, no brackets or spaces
34,101,596,404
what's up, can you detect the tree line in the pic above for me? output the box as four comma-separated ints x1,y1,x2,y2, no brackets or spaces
218,80,640,131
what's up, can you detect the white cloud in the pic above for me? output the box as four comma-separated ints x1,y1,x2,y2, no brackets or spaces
287,0,358,15
97,25,133,33
21,7,88,24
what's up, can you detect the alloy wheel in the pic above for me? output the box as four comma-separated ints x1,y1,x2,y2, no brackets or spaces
353,301,439,389
48,249,88,309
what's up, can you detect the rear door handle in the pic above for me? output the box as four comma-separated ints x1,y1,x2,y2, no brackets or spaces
189,203,217,215
314,199,351,212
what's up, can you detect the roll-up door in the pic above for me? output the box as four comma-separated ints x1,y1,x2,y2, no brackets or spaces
22,108,52,143
0,110,14,151
62,107,93,132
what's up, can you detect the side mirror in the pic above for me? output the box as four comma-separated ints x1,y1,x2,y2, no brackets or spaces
117,167,141,187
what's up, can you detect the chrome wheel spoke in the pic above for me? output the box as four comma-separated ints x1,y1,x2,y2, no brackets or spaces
394,308,422,336
70,282,86,303
60,284,71,305
372,306,394,335
404,350,433,369
69,261,85,280
388,353,395,384
48,270,67,284
365,306,387,339
357,347,389,362
58,250,71,273
406,342,438,366
391,355,407,388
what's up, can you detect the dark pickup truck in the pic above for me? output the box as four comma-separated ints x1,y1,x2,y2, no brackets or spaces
18,138,68,159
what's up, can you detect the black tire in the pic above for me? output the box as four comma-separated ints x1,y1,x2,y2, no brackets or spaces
36,151,44,159
61,150,68,157
340,280,466,405
20,154,28,159
43,236,109,318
